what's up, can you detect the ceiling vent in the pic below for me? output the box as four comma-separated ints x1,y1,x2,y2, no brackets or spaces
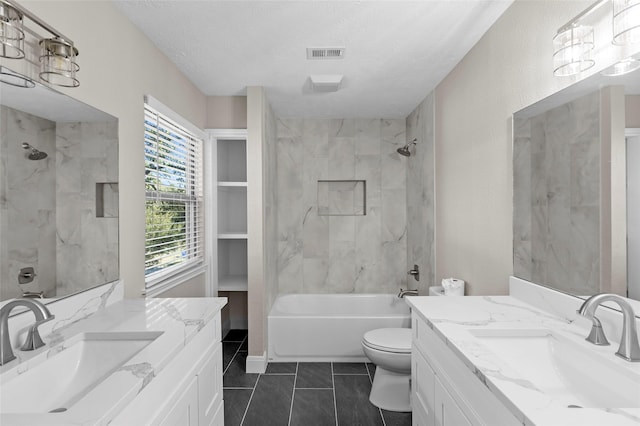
307,47,345,60
309,75,343,93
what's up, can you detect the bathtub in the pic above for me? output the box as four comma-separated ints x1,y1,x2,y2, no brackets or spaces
268,294,411,362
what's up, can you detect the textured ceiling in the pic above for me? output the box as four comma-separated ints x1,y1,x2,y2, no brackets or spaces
114,0,513,118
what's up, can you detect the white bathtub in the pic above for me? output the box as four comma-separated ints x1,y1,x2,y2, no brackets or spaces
268,294,411,362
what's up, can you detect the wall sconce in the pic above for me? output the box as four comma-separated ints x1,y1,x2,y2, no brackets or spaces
0,0,24,59
0,0,79,87
39,37,79,87
553,0,640,77
553,25,596,76
613,0,640,44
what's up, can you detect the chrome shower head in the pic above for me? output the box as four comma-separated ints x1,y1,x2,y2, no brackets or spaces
397,138,417,157
397,146,411,157
22,142,48,160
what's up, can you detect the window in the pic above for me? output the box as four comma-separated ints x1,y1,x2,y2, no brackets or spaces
144,102,204,288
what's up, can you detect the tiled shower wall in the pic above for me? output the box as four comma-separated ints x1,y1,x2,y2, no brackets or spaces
406,93,435,293
0,106,118,299
513,90,600,296
276,119,408,294
1,106,57,299
56,121,119,296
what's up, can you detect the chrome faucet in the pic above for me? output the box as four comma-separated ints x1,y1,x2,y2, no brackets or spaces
398,288,418,298
0,298,54,365
577,293,640,362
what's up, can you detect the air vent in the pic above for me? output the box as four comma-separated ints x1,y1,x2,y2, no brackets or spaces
307,47,345,60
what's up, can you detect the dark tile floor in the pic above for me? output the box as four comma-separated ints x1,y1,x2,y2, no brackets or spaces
223,330,412,426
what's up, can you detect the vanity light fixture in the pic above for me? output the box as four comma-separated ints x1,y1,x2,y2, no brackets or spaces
0,65,34,87
553,25,596,76
0,0,25,59
612,0,640,45
39,37,79,87
0,0,79,87
600,57,640,75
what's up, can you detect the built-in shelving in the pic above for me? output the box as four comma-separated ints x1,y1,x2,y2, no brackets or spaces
212,130,248,293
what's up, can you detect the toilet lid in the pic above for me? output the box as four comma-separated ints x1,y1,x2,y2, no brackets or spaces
363,328,412,353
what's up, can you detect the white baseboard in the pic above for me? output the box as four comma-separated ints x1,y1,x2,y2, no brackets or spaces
245,351,267,374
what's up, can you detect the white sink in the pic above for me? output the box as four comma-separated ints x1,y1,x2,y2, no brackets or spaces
469,328,640,408
0,331,162,414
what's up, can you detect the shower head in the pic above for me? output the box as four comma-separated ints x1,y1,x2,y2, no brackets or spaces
397,138,417,157
22,142,48,160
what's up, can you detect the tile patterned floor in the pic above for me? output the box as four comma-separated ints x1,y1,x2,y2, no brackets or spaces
223,330,412,426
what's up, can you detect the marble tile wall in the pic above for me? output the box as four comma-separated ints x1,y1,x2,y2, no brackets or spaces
0,105,118,299
406,93,435,294
276,118,407,294
513,91,600,295
56,121,119,296
1,106,57,300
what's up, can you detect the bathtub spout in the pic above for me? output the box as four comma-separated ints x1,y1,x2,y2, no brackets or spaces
397,288,418,298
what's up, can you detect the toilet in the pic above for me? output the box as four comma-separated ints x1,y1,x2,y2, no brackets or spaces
363,286,449,412
362,328,412,412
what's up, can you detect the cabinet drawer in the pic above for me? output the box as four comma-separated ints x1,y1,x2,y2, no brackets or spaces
198,343,223,426
412,347,435,426
412,393,431,426
434,376,472,426
160,376,198,426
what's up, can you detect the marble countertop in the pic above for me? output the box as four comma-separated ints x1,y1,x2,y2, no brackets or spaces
0,297,227,425
405,295,640,426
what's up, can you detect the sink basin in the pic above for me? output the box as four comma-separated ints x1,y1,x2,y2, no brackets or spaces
469,328,640,408
0,331,162,414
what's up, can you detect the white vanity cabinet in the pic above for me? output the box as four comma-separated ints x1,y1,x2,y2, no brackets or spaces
411,313,519,426
112,312,224,426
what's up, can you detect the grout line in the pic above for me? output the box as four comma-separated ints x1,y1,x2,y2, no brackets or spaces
331,362,339,426
240,372,261,426
223,337,245,376
293,387,334,390
262,372,297,375
287,362,299,426
332,373,370,375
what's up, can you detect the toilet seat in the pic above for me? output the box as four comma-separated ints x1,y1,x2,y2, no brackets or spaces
362,328,412,354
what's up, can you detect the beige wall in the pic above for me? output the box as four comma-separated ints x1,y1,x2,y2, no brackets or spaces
432,0,639,295
246,87,265,357
156,275,207,298
628,96,640,128
206,96,247,129
15,1,207,298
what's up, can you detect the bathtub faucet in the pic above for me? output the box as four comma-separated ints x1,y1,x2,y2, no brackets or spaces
397,288,418,298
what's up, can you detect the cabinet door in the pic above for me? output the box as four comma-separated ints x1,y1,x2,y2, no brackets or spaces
434,377,471,426
412,348,435,426
160,376,198,426
198,343,223,426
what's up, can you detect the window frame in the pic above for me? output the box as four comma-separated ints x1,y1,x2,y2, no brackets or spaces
143,96,206,296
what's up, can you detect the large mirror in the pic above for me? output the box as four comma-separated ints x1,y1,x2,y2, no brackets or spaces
513,66,640,301
0,67,119,301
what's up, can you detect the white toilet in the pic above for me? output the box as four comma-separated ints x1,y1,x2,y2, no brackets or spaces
362,327,412,412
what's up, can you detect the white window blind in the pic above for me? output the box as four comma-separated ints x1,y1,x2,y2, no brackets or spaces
144,103,204,285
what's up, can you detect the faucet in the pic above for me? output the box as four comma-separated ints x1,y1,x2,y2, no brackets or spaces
0,298,54,366
577,293,640,362
398,288,418,298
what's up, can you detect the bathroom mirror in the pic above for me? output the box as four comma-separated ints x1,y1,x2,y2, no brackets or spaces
513,66,640,302
0,67,119,302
